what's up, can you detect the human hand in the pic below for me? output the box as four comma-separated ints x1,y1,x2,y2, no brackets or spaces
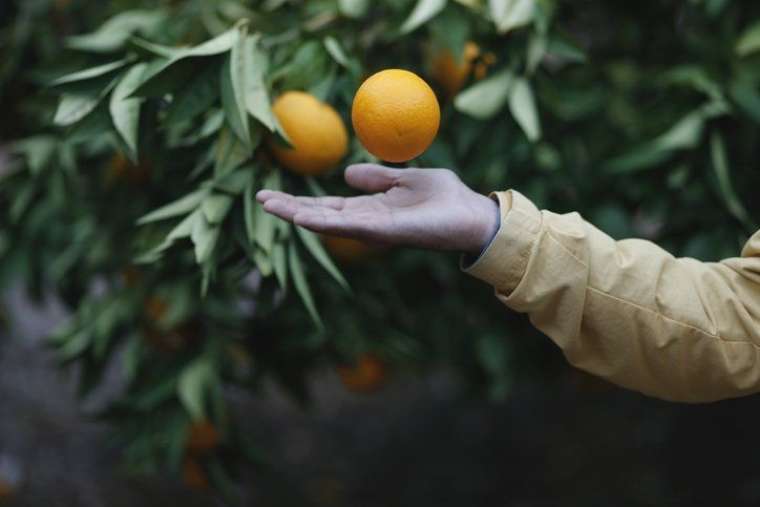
256,164,499,255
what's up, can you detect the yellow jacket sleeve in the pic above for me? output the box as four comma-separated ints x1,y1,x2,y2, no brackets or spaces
464,190,760,402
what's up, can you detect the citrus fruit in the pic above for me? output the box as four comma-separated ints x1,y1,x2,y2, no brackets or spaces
337,354,387,393
182,458,209,491
105,153,150,185
323,235,374,263
186,421,220,455
430,41,481,97
269,91,349,176
352,69,440,163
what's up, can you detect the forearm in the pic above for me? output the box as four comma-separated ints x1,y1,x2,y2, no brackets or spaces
466,191,760,402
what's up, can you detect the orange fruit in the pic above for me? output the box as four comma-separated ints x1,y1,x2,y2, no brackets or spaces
185,421,220,455
121,266,143,288
337,354,387,393
352,69,440,163
430,42,481,97
105,153,150,185
182,458,209,491
323,235,374,263
144,296,169,325
0,479,14,500
430,42,496,97
270,91,349,176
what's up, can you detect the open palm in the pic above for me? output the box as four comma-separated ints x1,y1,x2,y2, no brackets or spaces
256,164,499,254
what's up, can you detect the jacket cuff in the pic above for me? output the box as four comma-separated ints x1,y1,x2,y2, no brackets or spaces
461,190,542,294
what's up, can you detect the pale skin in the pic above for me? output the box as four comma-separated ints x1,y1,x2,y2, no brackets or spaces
256,164,500,255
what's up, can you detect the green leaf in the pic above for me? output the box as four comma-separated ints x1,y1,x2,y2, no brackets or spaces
192,215,220,264
122,333,142,384
489,0,535,34
66,10,166,53
736,21,760,57
225,24,252,146
288,243,323,329
201,194,233,225
54,94,102,127
178,359,215,421
455,69,514,119
244,179,257,245
214,166,254,194
214,127,253,178
400,0,448,34
253,248,273,277
652,110,706,151
137,189,207,224
710,132,754,229
323,36,351,68
109,63,148,162
296,226,350,291
11,136,57,175
254,203,276,253
272,242,288,288
546,35,587,63
338,0,370,18
50,59,131,87
605,145,673,174
242,36,279,133
132,28,239,97
508,77,541,141
165,66,220,127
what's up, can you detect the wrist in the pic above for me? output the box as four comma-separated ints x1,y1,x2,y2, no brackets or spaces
470,194,500,255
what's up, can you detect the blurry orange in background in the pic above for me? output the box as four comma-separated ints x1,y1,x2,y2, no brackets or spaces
182,458,209,491
185,421,220,456
337,354,387,394
322,235,375,263
0,480,13,502
429,42,496,98
105,153,151,185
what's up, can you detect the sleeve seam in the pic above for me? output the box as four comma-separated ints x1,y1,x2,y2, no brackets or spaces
586,286,758,348
545,225,755,347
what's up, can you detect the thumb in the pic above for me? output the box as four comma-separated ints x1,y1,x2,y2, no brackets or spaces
344,164,401,193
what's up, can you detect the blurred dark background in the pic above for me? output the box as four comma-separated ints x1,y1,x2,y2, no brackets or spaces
3,0,760,505
4,290,760,506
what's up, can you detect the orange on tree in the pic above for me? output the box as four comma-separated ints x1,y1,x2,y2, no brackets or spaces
337,353,387,393
185,421,220,455
430,42,495,98
269,91,349,176
182,458,209,491
0,479,13,502
105,152,150,185
322,235,374,263
352,69,440,163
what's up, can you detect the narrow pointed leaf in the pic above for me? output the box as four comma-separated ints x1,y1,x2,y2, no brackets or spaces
137,189,207,224
323,36,350,67
51,59,130,86
201,194,233,224
508,77,541,141
455,69,513,119
272,242,288,288
401,0,447,34
227,25,252,146
109,63,148,162
288,243,323,329
54,95,102,126
489,0,535,34
192,215,220,264
711,133,754,229
296,226,350,291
